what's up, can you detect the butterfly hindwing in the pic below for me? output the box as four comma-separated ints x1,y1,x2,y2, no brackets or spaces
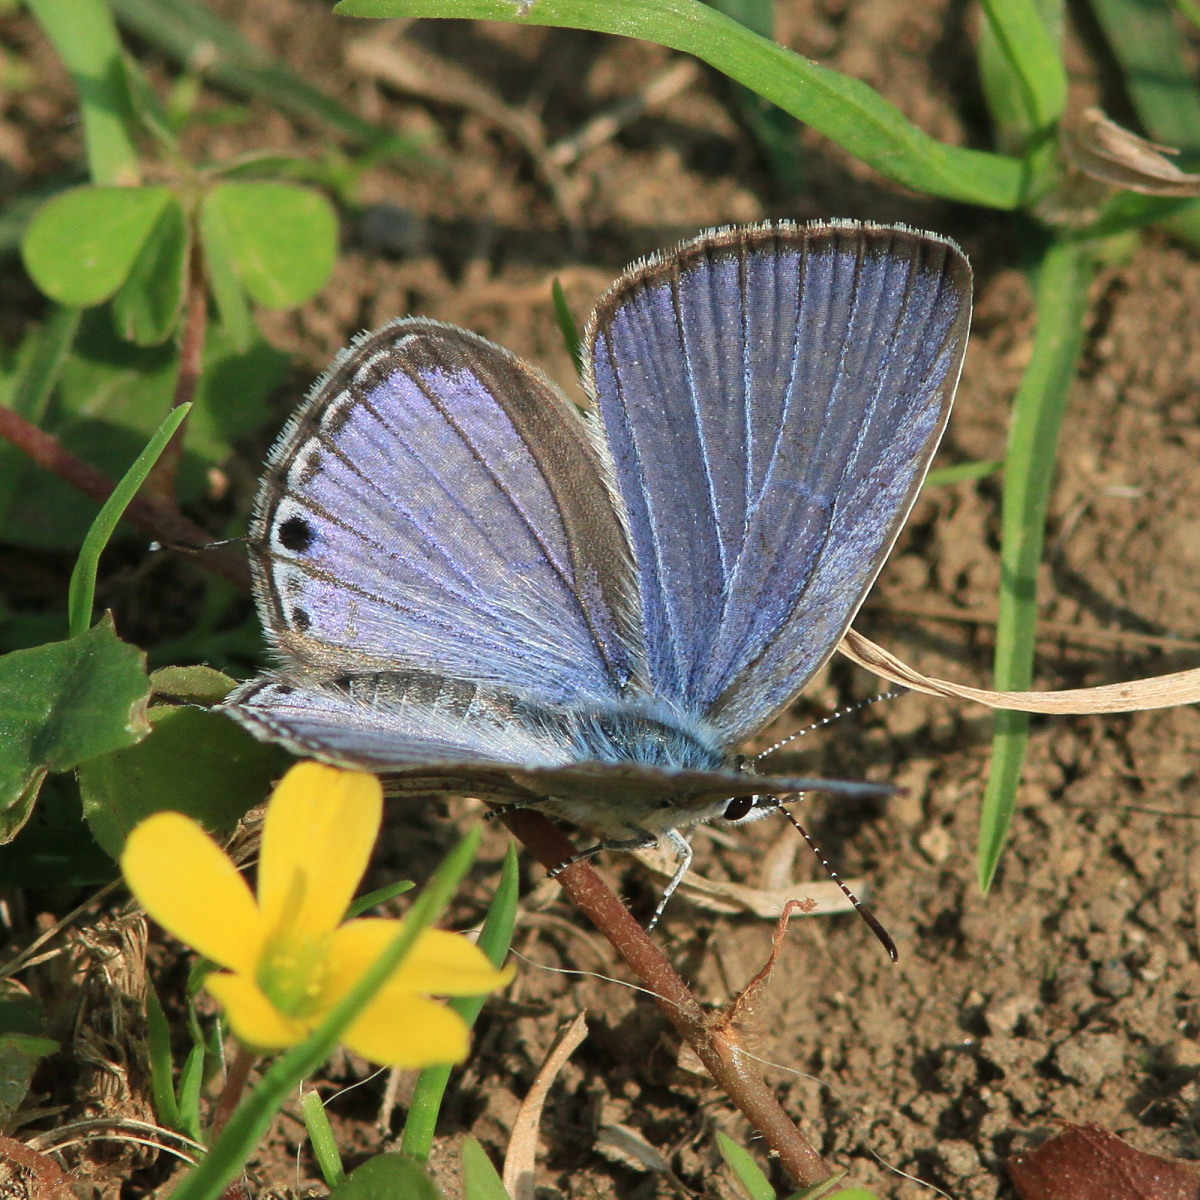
585,221,971,743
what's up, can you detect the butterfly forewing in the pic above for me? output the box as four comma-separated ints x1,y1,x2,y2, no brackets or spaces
585,222,971,743
247,318,642,706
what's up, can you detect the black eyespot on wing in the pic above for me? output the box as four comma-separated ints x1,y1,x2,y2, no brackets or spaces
278,515,314,553
724,795,755,821
292,606,312,632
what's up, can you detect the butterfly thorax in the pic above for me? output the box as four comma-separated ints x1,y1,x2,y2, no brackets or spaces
550,701,730,775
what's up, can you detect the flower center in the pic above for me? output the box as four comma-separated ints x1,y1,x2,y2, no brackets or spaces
256,868,332,1019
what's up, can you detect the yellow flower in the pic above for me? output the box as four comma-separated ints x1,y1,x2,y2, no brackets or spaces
120,762,511,1067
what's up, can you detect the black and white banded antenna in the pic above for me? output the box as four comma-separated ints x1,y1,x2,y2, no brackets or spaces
753,690,906,765
775,802,898,962
755,690,906,962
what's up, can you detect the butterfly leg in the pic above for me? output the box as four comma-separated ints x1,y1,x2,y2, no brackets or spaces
481,798,546,821
547,828,659,876
646,829,693,931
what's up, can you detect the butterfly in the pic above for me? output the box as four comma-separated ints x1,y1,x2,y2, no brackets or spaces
222,220,972,918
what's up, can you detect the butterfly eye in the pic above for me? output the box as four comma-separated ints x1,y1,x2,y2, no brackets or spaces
723,795,755,821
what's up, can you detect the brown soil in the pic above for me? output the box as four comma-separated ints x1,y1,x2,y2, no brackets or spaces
6,1,1200,1196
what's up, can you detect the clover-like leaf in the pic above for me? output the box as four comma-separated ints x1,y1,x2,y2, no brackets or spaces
111,195,190,345
22,186,177,307
201,181,337,308
79,701,288,859
0,617,150,842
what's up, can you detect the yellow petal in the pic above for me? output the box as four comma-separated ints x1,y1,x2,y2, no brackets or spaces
121,812,263,974
258,763,382,940
328,921,513,998
343,993,469,1067
206,972,308,1050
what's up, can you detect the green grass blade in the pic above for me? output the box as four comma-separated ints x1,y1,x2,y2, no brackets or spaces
707,0,806,191
551,279,583,376
336,0,1025,208
176,1043,207,1143
108,0,432,162
924,459,1004,488
977,0,1067,133
716,1130,774,1200
67,402,192,638
1088,0,1200,159
461,1136,511,1200
978,237,1094,891
145,979,183,1132
302,1089,345,1187
401,844,520,1162
168,831,481,1200
24,0,142,186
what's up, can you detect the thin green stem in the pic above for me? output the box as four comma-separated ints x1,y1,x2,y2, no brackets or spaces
25,0,142,186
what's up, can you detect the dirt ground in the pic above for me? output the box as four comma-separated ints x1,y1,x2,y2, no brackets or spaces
7,0,1200,1196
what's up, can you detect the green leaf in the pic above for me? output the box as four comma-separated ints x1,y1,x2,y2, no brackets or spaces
0,617,150,842
0,775,118,887
979,236,1094,890
716,1131,773,1200
334,0,1025,209
175,1042,207,1143
149,665,239,705
329,1154,442,1198
924,459,1004,487
201,181,338,308
345,879,416,919
461,1137,509,1200
78,701,287,859
22,186,175,307
199,201,254,351
68,402,192,638
0,982,57,1130
111,194,189,344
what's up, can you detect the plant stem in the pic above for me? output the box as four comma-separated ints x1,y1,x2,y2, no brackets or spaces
500,809,832,1189
145,235,208,506
0,405,251,591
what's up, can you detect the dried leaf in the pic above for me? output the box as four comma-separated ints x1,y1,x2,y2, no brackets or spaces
1061,108,1200,197
631,845,861,917
839,628,1200,714
1009,1122,1200,1199
503,1011,588,1200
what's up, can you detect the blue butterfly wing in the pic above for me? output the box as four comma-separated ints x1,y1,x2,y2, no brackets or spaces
585,221,971,743
224,672,579,776
225,672,888,808
245,318,643,707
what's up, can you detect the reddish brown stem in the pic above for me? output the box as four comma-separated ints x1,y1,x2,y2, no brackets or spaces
499,809,832,1189
213,1045,256,1200
145,236,209,506
0,404,251,591
211,1045,256,1137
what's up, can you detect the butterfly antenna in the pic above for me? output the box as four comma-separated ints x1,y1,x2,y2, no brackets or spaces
754,691,905,765
779,806,898,962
